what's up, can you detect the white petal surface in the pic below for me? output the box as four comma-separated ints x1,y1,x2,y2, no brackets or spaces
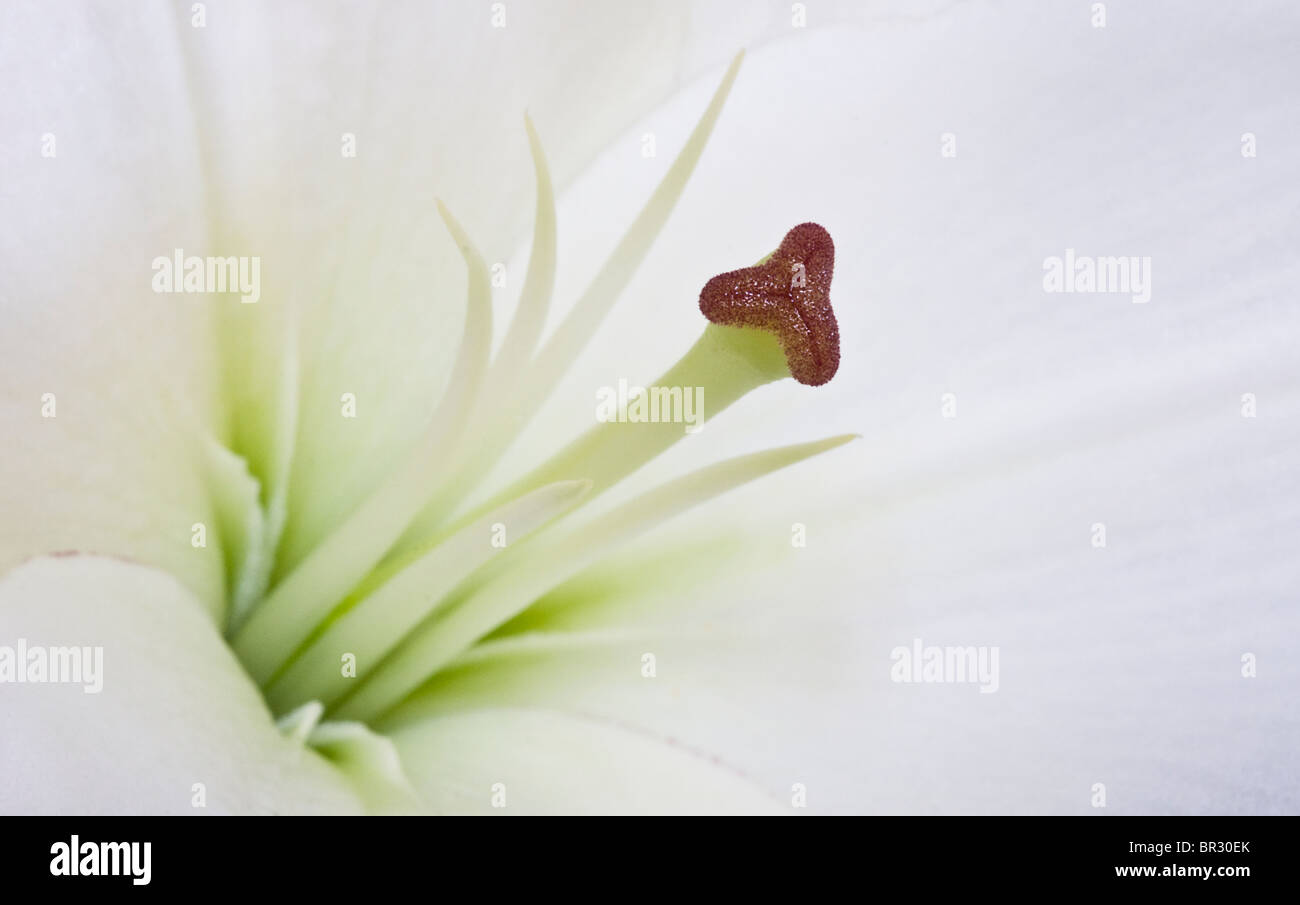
389,707,783,816
382,527,851,812
0,3,224,615
0,556,363,815
489,1,1300,813
3,0,1296,818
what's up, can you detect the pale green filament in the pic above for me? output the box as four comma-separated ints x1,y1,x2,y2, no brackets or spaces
263,479,591,712
329,434,857,723
394,113,559,553
231,201,493,684
393,50,747,555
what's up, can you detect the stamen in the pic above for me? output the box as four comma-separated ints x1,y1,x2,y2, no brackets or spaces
389,51,748,556
262,479,591,712
699,223,839,386
328,434,857,723
392,113,559,555
230,201,492,685
517,50,746,418
485,114,559,376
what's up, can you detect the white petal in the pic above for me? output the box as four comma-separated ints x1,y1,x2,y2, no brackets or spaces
0,4,225,614
381,533,848,811
388,707,783,815
507,4,1300,813
0,556,365,814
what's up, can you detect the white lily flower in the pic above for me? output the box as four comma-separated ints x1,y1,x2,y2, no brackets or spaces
2,0,1298,816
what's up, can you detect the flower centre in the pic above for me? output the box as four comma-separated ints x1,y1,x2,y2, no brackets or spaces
211,52,852,736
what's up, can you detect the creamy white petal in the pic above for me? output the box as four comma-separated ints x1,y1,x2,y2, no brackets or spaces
0,3,225,615
493,2,1300,813
388,706,784,815
380,527,851,812
0,556,365,814
5,0,1294,819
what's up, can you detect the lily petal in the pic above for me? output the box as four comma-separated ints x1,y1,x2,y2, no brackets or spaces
0,556,363,814
514,7,1300,813
0,5,224,615
388,707,784,815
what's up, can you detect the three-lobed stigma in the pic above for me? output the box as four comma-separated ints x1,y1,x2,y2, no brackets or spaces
698,223,839,386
